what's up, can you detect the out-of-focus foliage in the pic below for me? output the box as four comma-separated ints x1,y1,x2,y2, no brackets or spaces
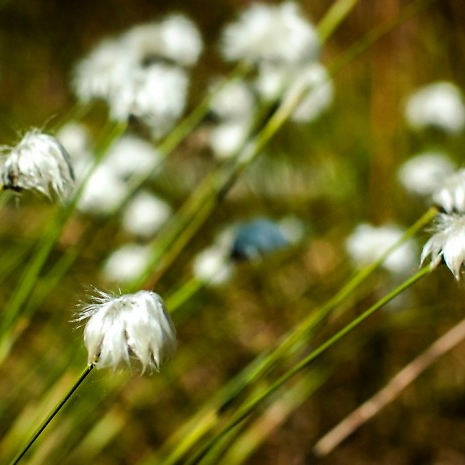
1,1,465,465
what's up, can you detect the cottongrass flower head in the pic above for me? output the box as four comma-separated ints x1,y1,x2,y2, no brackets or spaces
73,36,135,104
208,79,255,159
346,223,416,275
420,213,465,280
109,64,189,139
0,129,75,200
76,289,176,372
122,190,172,238
221,2,319,66
288,63,333,123
432,169,465,214
102,243,151,283
193,245,234,286
56,122,93,178
125,14,203,67
398,151,455,197
77,164,128,216
209,120,252,160
104,134,161,179
405,81,465,134
209,79,255,120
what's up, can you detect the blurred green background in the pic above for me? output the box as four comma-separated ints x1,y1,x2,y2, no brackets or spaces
1,1,465,464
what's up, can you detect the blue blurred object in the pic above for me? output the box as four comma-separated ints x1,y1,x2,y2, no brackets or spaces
231,219,289,261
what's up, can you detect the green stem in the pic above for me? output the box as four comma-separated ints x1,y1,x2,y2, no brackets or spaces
0,121,127,358
160,207,436,465
9,364,94,465
329,0,440,76
134,0,439,293
317,0,360,42
186,267,431,465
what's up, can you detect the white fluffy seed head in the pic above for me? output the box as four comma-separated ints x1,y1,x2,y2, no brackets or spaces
76,289,176,372
432,169,465,213
102,243,151,283
73,37,135,103
405,82,465,134
221,2,319,65
124,14,203,67
346,223,416,275
398,152,455,197
209,119,252,160
77,164,129,216
209,79,255,120
104,134,161,179
109,64,189,139
193,245,233,285
0,130,75,201
420,213,465,280
121,190,171,238
157,15,203,66
289,63,333,123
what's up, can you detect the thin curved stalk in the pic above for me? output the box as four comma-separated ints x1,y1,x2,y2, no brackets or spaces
9,364,94,465
184,266,431,465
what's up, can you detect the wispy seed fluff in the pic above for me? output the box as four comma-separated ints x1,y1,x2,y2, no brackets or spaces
432,169,465,213
346,224,416,275
76,290,176,372
398,151,455,197
221,2,319,65
420,213,465,280
73,15,202,139
405,81,465,134
109,64,189,139
0,130,75,200
123,14,203,67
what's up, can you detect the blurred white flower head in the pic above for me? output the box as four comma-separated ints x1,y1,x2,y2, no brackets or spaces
102,243,150,283
56,122,93,178
193,245,233,285
254,62,333,123
209,119,252,159
287,63,333,122
210,79,255,120
73,37,134,103
221,2,319,65
208,79,255,159
76,289,176,372
109,64,189,139
122,190,171,238
405,82,465,134
346,223,416,275
0,130,75,200
158,15,203,66
398,151,455,197
432,169,465,213
104,134,161,179
77,164,128,216
421,213,465,280
124,14,203,67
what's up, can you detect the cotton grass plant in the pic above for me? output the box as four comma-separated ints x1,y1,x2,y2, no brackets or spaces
1,0,464,464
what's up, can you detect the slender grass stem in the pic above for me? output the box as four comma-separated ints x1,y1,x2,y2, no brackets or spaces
185,267,432,465
0,121,127,361
133,0,439,294
121,62,251,201
317,0,360,42
160,207,436,465
8,364,94,465
329,0,440,76
313,314,465,457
